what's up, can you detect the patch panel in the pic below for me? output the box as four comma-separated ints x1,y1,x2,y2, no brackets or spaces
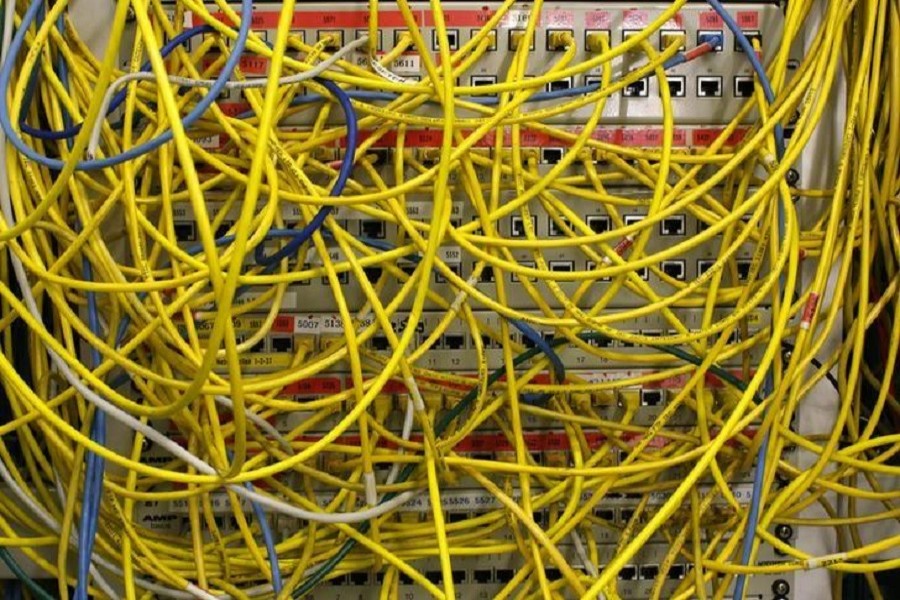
132,462,796,596
189,308,769,374
159,2,791,125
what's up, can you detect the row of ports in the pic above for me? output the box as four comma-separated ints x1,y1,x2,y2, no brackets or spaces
177,212,757,247
173,213,724,244
332,563,686,586
619,75,759,99
510,213,685,235
310,27,760,55
228,328,740,356
172,214,691,244
172,219,386,243
173,232,749,286
371,323,747,353
188,256,747,291
592,504,667,525
469,73,758,100
483,258,686,281
379,256,752,286
234,335,294,354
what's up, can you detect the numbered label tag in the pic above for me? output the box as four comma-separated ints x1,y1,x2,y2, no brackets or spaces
439,246,462,265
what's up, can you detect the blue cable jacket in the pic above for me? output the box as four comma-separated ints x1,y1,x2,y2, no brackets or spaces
706,0,785,160
511,320,566,384
246,481,283,593
222,450,283,594
0,0,251,170
39,12,108,593
20,25,213,141
54,7,106,592
253,78,357,268
704,2,786,598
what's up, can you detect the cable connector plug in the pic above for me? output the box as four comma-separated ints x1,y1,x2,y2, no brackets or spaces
663,35,722,70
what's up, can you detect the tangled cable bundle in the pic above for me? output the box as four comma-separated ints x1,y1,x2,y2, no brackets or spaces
0,0,898,598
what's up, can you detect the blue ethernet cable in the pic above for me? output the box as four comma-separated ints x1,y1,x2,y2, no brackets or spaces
74,255,106,600
511,320,566,384
0,0,251,170
248,481,284,594
37,11,109,593
20,25,213,141
225,450,283,594
704,2,786,598
253,77,358,268
55,11,107,595
706,0,785,160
